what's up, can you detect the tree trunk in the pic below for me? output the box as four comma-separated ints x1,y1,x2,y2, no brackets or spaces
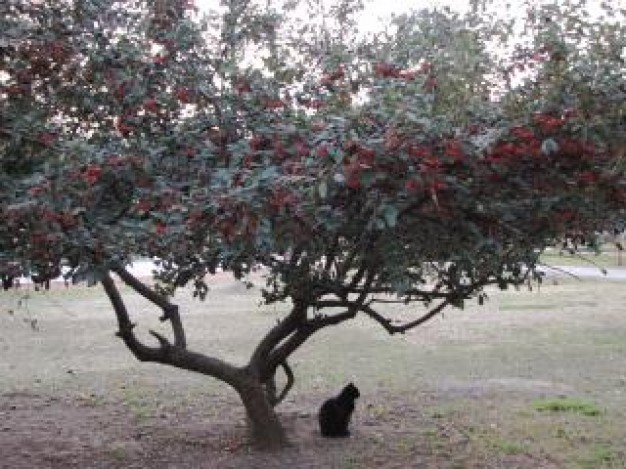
236,378,288,449
101,271,289,449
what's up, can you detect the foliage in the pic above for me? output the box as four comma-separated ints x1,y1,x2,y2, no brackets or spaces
1,0,624,446
534,398,602,417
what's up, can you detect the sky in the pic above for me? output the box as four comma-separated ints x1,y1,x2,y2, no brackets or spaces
360,0,470,18
196,0,613,25
350,0,472,32
197,0,470,23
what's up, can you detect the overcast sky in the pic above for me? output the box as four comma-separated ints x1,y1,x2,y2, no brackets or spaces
361,0,469,17
354,0,471,32
197,0,470,20
196,0,611,24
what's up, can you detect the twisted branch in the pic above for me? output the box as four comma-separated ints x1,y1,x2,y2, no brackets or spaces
110,264,186,348
271,360,294,406
100,271,241,386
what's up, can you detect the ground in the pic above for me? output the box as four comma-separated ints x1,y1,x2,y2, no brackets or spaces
1,273,625,468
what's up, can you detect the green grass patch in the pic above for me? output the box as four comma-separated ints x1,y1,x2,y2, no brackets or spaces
492,439,528,455
465,425,529,457
108,445,128,462
539,246,622,269
577,445,619,468
533,398,602,417
121,386,157,421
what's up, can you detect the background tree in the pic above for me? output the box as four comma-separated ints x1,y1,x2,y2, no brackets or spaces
1,0,624,447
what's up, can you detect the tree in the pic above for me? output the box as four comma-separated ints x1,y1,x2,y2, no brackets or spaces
1,0,624,448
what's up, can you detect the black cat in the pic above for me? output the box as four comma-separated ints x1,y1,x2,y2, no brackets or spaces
318,382,360,437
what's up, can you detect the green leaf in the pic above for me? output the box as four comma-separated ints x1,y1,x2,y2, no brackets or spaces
382,205,399,228
330,148,344,164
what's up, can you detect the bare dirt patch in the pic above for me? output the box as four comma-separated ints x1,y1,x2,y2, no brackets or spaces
0,390,566,469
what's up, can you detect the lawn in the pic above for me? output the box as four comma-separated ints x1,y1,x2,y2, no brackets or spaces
540,245,624,269
1,274,625,468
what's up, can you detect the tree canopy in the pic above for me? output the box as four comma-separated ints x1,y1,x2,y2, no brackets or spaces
1,0,624,447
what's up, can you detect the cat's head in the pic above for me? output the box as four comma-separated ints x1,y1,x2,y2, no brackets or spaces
344,382,360,399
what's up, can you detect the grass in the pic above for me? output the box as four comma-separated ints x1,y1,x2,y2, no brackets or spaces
122,386,157,421
533,398,603,417
1,277,625,467
580,445,618,468
540,246,624,269
108,445,128,462
495,440,527,455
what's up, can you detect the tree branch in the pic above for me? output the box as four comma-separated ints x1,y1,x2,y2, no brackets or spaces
286,269,376,354
110,264,186,349
248,301,307,371
359,300,451,334
101,272,163,360
359,278,495,334
323,234,340,275
100,272,241,386
264,306,359,375
273,360,294,406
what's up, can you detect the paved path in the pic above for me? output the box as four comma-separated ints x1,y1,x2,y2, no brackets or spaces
538,265,626,280
123,261,626,281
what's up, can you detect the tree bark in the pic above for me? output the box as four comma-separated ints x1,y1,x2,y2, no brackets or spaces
235,375,289,449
